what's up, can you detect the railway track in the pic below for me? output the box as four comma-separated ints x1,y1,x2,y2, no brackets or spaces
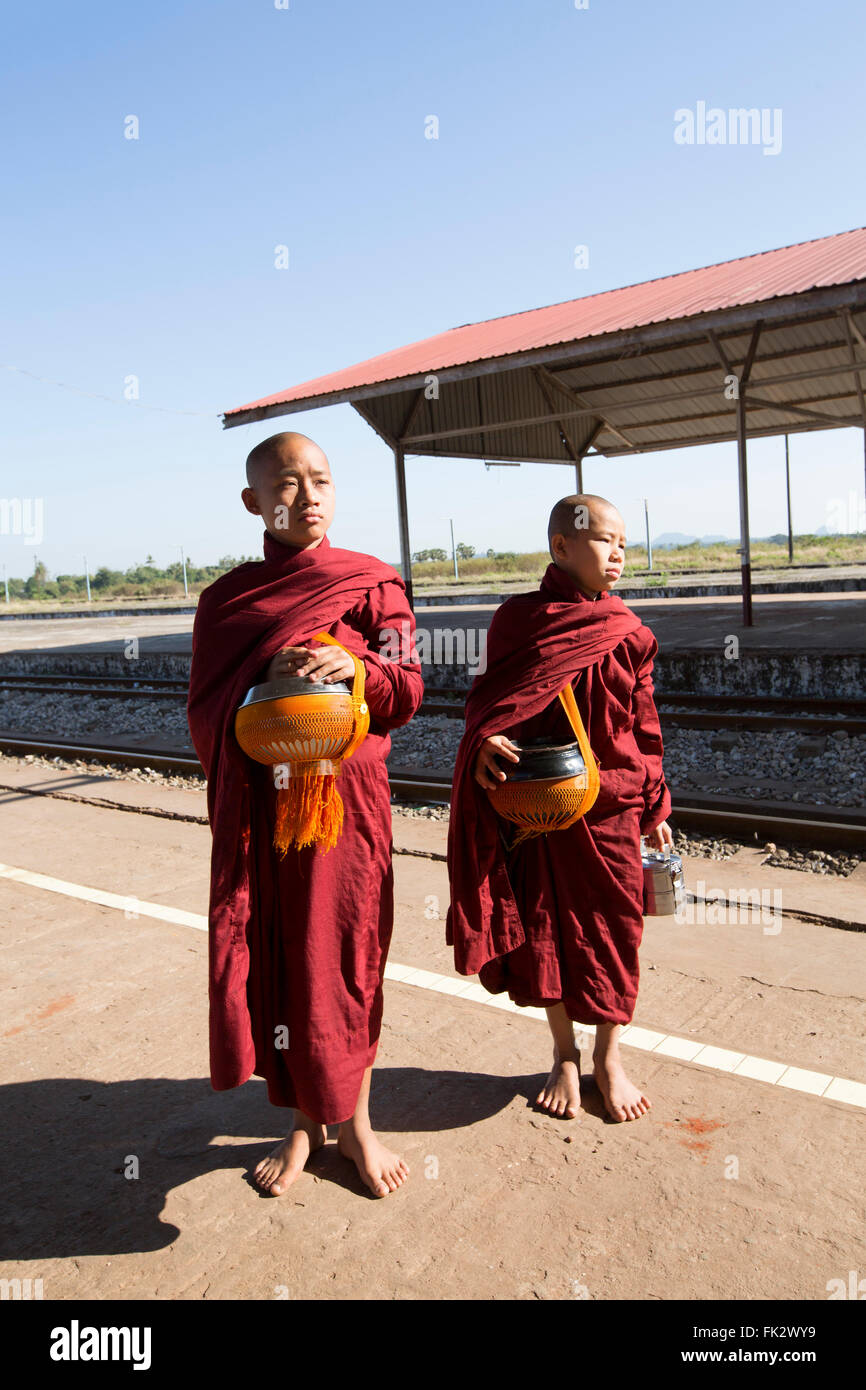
0,731,863,853
2,673,865,735
0,673,188,699
423,690,866,736
4,674,863,711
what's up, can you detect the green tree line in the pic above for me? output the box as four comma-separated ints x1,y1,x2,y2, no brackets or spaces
3,554,258,602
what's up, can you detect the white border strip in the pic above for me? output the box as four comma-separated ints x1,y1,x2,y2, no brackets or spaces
2,861,864,1111
0,863,206,930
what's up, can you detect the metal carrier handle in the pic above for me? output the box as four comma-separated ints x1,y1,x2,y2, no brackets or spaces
311,631,370,761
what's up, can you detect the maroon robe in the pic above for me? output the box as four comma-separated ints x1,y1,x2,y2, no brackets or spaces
446,562,671,1026
187,531,423,1123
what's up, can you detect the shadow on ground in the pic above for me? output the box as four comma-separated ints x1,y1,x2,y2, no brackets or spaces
0,1065,537,1259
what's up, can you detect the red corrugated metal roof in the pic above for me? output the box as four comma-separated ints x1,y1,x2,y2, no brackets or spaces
223,226,866,418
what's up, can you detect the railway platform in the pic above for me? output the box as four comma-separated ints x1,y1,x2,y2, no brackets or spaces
1,583,864,1302
1,754,865,1300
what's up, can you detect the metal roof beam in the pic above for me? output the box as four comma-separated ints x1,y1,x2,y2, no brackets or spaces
593,414,854,457
840,311,866,430
549,312,859,384
532,367,597,462
531,367,577,462
846,310,866,353
744,393,861,428
396,387,427,442
705,328,735,376
401,399,862,456
533,364,640,452
402,407,857,461
739,321,763,386
403,447,605,465
403,399,862,461
545,335,866,406
350,399,399,449
596,388,863,435
401,363,866,445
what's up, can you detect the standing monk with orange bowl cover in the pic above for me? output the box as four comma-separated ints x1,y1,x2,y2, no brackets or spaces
188,432,423,1196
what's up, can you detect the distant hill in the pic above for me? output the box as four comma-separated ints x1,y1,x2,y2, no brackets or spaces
648,532,731,548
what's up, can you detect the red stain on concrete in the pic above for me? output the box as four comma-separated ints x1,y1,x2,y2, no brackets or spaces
36,994,75,1020
664,1115,728,1163
3,994,76,1036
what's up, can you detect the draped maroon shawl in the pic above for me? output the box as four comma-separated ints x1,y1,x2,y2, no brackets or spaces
187,531,405,1091
446,563,645,976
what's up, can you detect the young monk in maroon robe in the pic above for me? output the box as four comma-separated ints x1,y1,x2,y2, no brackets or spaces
187,431,423,1195
447,494,672,1123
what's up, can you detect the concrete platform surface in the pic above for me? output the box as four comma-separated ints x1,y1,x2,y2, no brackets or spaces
1,761,864,1300
0,591,864,662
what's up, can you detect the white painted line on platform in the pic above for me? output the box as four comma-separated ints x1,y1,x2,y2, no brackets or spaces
732,1054,789,1084
395,966,443,989
0,863,207,931
775,1065,835,1096
450,979,485,999
618,1025,668,1051
654,1035,706,1062
2,860,864,1111
381,961,416,983
823,1077,866,1107
690,1044,747,1072
425,975,474,996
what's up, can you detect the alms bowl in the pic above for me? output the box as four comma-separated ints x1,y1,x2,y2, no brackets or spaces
234,677,359,766
487,736,594,833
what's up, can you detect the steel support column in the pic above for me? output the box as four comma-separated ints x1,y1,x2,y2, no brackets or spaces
393,445,413,608
736,391,753,627
840,312,866,527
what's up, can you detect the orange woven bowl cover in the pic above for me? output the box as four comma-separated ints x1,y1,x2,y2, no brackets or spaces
485,685,601,842
234,687,359,766
233,635,370,857
487,771,595,834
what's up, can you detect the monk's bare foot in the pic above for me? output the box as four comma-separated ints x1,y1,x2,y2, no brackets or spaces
337,1121,409,1197
592,1051,651,1122
535,1052,581,1118
253,1115,327,1195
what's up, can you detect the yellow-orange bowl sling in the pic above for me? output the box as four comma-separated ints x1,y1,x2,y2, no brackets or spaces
234,632,370,855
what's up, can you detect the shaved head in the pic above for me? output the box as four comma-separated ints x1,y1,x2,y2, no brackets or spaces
547,493,622,554
245,431,329,489
546,493,627,597
241,431,335,549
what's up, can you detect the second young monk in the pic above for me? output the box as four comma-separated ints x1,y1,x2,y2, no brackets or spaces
187,432,423,1196
446,494,672,1122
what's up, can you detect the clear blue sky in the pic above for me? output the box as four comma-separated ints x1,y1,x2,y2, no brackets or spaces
2,0,865,579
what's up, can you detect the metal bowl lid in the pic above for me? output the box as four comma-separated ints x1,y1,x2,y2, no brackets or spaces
493,737,586,783
238,677,351,708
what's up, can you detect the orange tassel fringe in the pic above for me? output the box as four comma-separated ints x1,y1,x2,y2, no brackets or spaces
273,771,344,856
510,820,554,847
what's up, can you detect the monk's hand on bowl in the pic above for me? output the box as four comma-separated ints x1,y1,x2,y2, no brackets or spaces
474,735,520,789
291,645,357,684
265,646,315,683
